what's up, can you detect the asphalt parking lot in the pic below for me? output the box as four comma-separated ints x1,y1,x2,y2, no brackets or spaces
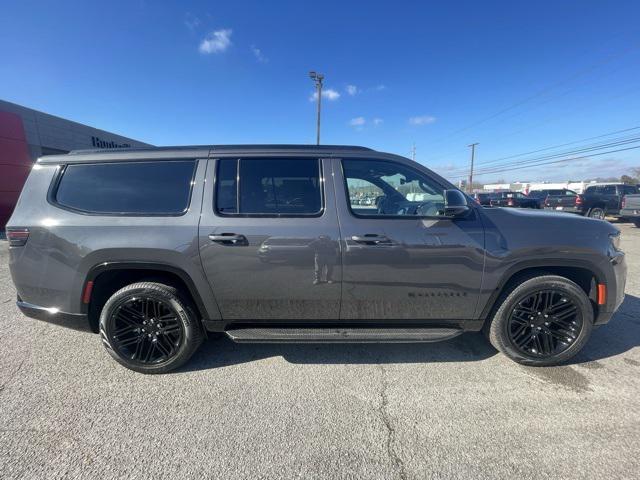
1,223,639,480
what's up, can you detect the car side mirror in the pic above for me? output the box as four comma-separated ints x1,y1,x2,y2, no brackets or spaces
443,189,470,217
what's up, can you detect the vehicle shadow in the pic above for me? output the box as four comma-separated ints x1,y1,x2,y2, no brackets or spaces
181,295,640,372
182,331,497,372
571,294,640,364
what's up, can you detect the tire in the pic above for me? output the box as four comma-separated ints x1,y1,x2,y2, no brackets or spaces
485,274,593,366
633,219,640,228
588,207,605,220
99,282,203,374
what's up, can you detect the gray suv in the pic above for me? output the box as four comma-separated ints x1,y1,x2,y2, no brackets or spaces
6,145,627,373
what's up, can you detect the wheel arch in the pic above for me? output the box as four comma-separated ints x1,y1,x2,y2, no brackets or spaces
479,259,605,322
83,262,214,333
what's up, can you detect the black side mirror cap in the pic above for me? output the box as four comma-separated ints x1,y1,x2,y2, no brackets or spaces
443,189,470,217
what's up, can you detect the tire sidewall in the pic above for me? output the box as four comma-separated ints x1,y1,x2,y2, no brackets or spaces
99,283,200,374
489,276,594,366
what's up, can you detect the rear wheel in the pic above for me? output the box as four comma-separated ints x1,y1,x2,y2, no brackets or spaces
99,282,203,374
486,275,593,366
633,219,640,228
588,207,605,220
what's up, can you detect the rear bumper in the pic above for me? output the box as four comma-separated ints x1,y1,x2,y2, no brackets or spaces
620,208,640,218
17,299,92,332
543,206,581,214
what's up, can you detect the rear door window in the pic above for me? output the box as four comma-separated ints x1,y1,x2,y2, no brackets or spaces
54,160,197,215
215,158,323,216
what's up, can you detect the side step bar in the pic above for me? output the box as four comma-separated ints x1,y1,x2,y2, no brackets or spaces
225,327,462,343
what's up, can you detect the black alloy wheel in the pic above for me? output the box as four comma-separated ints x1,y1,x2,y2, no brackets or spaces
110,297,184,364
507,290,582,358
485,274,594,366
100,282,203,374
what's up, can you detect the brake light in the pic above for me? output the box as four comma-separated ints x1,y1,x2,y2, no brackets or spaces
507,198,514,206
576,195,583,206
6,228,30,247
621,196,626,209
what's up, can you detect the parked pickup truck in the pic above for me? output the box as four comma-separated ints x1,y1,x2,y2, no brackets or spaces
544,183,639,219
620,194,640,227
489,191,539,209
530,189,576,209
542,189,582,214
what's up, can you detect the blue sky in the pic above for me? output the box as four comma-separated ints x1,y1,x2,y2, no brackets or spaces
1,0,639,182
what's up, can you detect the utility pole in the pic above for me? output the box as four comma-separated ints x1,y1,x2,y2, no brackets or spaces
410,143,416,161
467,143,479,193
309,71,324,145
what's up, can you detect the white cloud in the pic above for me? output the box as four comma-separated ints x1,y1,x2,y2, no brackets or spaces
184,13,201,30
199,29,232,54
309,89,341,102
251,45,268,63
374,84,386,91
409,115,436,126
349,117,366,127
372,117,383,126
346,84,359,96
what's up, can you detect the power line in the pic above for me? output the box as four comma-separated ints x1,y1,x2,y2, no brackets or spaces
428,43,640,147
446,145,640,180
454,126,640,170
444,134,640,176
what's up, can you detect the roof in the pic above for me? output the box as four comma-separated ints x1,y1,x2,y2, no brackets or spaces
37,144,377,164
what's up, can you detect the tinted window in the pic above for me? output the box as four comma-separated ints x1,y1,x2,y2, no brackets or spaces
215,159,238,214
342,159,445,217
622,185,638,195
55,160,196,214
215,158,322,216
602,185,616,194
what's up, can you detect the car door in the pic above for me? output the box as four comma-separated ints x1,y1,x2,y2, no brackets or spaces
198,156,341,320
332,157,485,321
601,185,617,213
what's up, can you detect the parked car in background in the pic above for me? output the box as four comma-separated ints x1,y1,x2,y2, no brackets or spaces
620,194,640,227
583,183,639,219
489,191,539,209
542,189,582,214
529,189,576,209
545,183,638,219
6,144,626,373
472,192,496,206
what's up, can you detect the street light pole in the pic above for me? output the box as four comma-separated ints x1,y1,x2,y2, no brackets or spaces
309,71,324,145
468,143,479,193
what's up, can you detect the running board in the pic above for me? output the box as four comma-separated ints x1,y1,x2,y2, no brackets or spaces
225,327,462,343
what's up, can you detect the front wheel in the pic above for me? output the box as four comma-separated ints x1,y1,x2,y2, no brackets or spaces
99,282,203,374
486,275,593,366
588,207,606,220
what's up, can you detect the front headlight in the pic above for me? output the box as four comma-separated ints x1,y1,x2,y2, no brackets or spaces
609,232,622,252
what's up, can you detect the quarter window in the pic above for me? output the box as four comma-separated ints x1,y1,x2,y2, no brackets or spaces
54,160,196,215
342,159,446,217
215,158,322,216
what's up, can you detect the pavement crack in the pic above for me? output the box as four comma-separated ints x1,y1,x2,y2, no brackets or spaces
377,364,408,480
0,356,26,396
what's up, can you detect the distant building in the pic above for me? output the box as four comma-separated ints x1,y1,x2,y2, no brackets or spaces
0,99,151,227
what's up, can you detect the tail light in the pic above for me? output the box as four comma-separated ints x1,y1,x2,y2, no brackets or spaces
621,196,626,209
507,198,514,206
6,228,30,247
544,197,550,207
576,195,583,206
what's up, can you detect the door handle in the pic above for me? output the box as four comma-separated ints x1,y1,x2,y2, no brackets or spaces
209,233,248,246
351,234,394,245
